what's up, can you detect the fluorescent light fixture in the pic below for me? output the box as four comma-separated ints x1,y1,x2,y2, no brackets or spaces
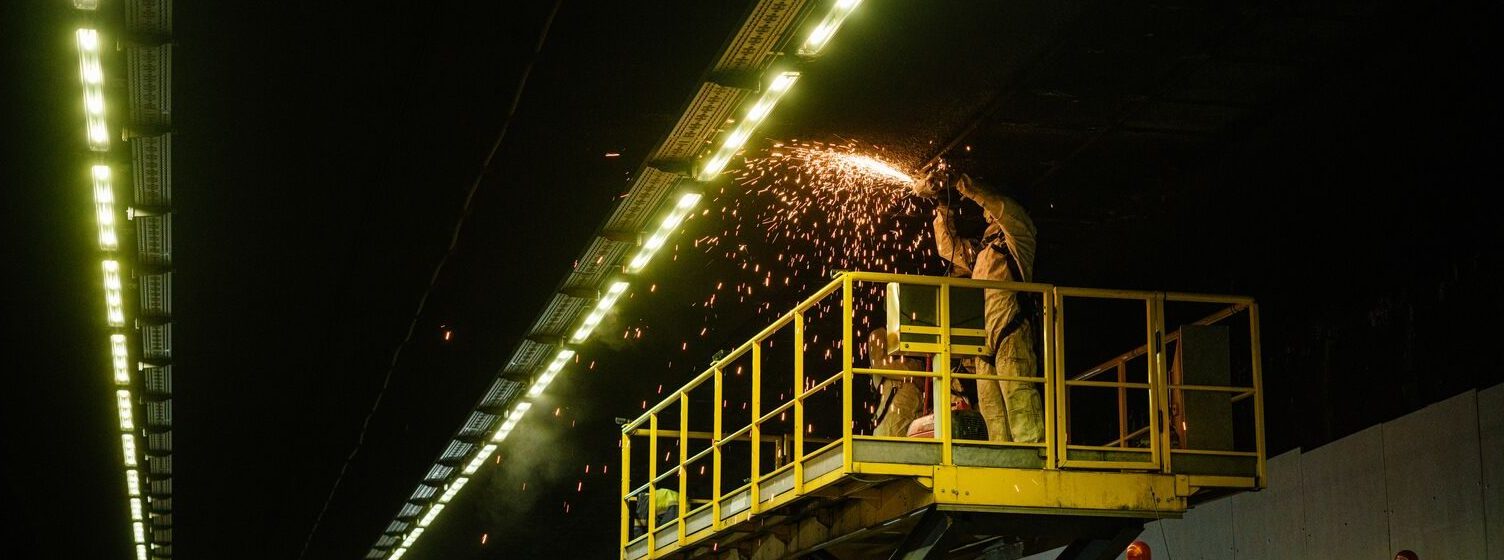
438,476,470,503
129,498,143,521
462,444,497,475
492,402,533,441
625,192,703,272
117,389,135,431
403,527,425,547
389,548,409,560
125,469,140,496
570,281,629,342
103,260,124,326
111,334,131,384
132,521,145,544
417,503,445,527
696,72,800,181
74,0,100,10
121,433,138,467
93,165,118,249
799,0,862,56
75,29,109,151
527,349,577,397
136,544,147,560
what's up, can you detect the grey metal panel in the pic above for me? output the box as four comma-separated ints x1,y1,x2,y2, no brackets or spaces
1301,425,1389,559
759,468,795,502
478,378,524,409
720,487,750,520
653,524,676,550
409,485,436,503
564,237,632,291
144,365,172,395
504,340,551,376
146,454,172,477
438,440,474,463
145,399,172,428
457,411,497,438
142,322,172,361
126,0,173,35
604,167,687,234
1383,391,1487,559
136,213,173,266
1131,497,1233,560
1231,450,1306,559
803,443,842,481
712,0,807,72
1480,384,1504,560
396,503,420,519
651,83,750,162
424,464,453,483
126,45,172,128
527,293,589,338
130,134,172,208
685,506,714,534
139,272,172,317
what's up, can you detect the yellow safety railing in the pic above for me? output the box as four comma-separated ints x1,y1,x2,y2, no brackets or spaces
619,272,1265,559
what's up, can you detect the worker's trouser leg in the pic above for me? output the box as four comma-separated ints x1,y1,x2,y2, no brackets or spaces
874,380,922,437
977,328,1043,442
975,367,1010,441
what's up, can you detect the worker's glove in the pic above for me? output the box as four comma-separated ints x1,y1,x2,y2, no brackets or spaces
910,173,945,199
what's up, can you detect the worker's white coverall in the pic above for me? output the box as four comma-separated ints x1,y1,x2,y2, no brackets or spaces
932,175,1043,443
869,334,925,437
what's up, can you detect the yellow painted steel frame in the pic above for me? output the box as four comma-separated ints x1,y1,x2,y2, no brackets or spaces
619,272,1266,559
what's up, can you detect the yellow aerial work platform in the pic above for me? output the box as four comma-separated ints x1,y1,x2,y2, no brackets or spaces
621,272,1265,560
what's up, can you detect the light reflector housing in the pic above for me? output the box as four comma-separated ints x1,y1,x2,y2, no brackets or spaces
799,0,862,56
696,72,799,181
92,165,118,249
121,433,138,467
111,334,131,384
103,260,125,326
75,29,110,151
462,444,498,475
570,281,630,342
117,389,135,431
527,349,576,397
626,192,703,272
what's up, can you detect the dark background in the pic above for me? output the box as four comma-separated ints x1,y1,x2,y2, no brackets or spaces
3,0,1500,558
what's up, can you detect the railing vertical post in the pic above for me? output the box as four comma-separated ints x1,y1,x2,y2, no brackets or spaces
1149,293,1170,472
647,413,658,553
750,344,762,515
938,282,953,466
621,432,630,559
712,367,723,530
1117,362,1128,448
841,274,854,473
677,396,688,543
1053,289,1068,467
793,313,806,493
1042,287,1057,470
1250,302,1267,486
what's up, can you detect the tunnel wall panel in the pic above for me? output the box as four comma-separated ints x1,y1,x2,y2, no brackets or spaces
1382,391,1487,559
1481,384,1504,560
1231,450,1307,559
1301,424,1390,559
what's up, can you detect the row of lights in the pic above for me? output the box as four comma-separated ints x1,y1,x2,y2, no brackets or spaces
379,1,863,556
77,21,151,560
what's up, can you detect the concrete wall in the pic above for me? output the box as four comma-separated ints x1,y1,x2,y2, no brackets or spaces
1022,383,1502,560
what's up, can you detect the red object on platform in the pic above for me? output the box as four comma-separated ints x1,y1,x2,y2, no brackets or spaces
1126,540,1150,560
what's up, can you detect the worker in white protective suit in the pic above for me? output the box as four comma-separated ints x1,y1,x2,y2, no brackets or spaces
867,330,925,437
915,169,1043,443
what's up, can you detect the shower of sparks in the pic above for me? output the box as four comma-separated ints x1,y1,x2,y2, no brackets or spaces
541,141,973,526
